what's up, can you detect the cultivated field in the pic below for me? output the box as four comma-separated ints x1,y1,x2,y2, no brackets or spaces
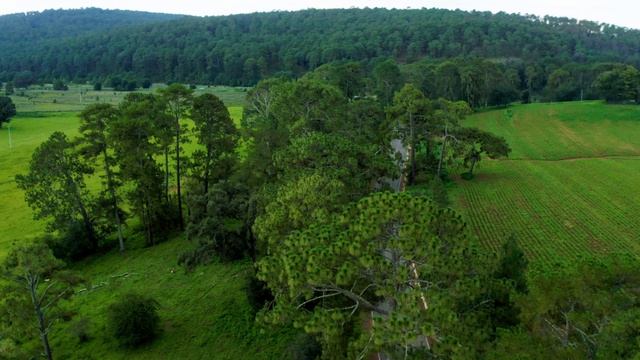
453,101,640,266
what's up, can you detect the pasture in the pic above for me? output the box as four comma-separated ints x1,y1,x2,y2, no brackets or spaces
453,101,640,266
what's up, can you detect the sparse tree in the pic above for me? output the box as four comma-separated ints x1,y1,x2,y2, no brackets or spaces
0,96,16,128
0,243,81,360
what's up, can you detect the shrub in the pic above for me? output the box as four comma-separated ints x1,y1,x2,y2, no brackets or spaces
288,333,322,360
461,172,475,181
44,220,100,261
107,293,160,347
245,274,274,314
93,82,102,91
70,317,92,343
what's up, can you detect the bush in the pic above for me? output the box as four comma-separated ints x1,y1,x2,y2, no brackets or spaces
141,79,152,89
461,172,475,181
45,220,100,261
245,274,274,314
70,317,92,343
93,82,102,91
108,293,160,347
288,333,322,360
53,80,68,91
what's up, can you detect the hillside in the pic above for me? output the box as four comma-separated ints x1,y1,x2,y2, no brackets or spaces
0,8,182,45
452,101,640,267
1,8,640,85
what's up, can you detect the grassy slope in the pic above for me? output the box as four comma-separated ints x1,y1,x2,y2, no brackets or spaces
0,112,80,257
50,236,297,360
452,101,640,266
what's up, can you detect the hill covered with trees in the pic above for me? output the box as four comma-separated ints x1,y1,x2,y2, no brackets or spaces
1,7,640,87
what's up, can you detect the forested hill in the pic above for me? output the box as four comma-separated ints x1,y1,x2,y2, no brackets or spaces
0,8,183,45
1,8,640,86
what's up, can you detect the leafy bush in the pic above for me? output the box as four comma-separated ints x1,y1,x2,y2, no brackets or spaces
245,274,274,314
70,317,92,343
107,293,160,347
287,333,322,360
44,220,100,261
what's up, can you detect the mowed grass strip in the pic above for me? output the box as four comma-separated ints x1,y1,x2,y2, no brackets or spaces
467,101,640,160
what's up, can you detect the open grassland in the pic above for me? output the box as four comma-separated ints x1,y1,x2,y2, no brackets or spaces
0,112,80,257
453,101,640,266
11,84,248,112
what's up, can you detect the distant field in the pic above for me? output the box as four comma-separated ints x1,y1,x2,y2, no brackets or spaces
453,101,640,266
11,84,248,112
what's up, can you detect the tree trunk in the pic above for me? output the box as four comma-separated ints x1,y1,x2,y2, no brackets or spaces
103,149,124,252
437,125,449,178
28,275,53,360
67,173,96,249
204,146,211,195
409,113,416,186
164,147,170,204
469,157,478,176
175,120,184,230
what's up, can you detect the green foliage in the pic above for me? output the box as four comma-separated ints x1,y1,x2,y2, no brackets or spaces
4,81,14,95
107,293,160,348
184,180,253,264
258,192,501,358
53,80,69,91
0,96,16,127
110,93,170,245
245,273,274,314
496,236,528,293
594,65,640,103
2,8,640,88
190,93,238,193
15,131,99,252
493,256,640,358
0,242,81,359
78,103,127,251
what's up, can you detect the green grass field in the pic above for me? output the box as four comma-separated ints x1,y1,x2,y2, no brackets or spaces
453,101,640,266
11,84,248,112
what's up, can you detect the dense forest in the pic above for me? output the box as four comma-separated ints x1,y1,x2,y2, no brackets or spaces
3,6,640,360
1,8,640,87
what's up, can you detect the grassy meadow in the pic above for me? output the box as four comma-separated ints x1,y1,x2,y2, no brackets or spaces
453,101,640,266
